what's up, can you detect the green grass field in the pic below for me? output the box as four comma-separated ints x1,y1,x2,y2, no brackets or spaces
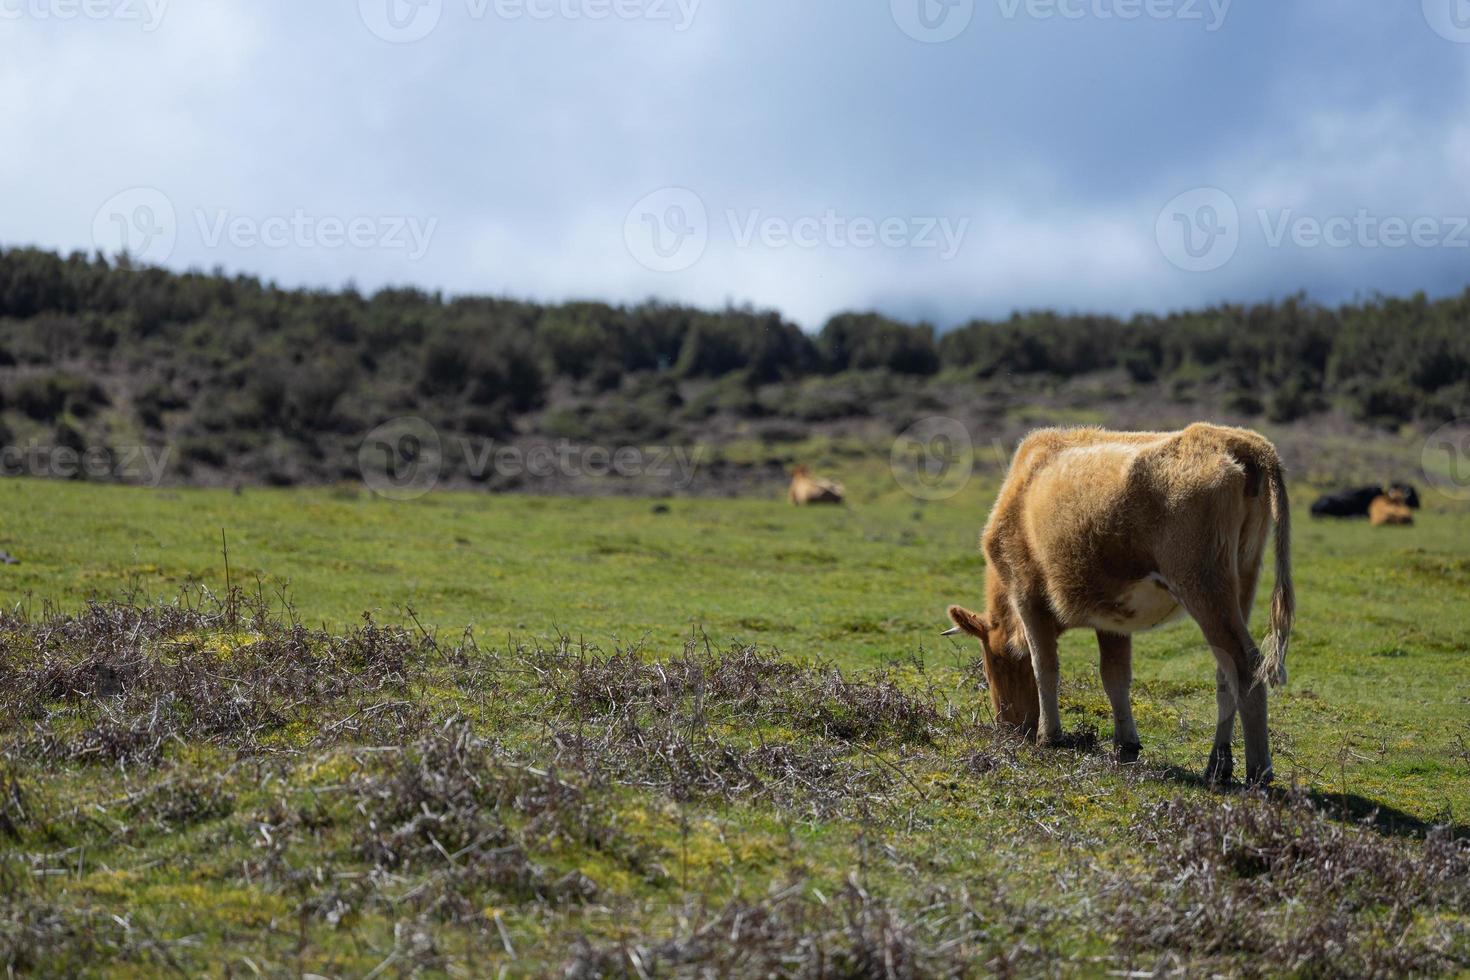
1,451,1468,976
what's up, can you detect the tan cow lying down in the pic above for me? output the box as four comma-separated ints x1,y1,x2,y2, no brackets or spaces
1369,490,1414,526
788,465,845,505
943,423,1294,785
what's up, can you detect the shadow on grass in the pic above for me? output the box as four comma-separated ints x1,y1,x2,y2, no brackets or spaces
1154,763,1470,841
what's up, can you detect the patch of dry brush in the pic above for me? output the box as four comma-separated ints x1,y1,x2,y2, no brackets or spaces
0,596,1466,976
0,593,430,765
1108,793,1470,976
524,638,940,815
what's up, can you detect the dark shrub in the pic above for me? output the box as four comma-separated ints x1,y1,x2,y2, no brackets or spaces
179,437,226,467
9,375,67,421
820,313,938,375
1353,379,1420,427
421,333,470,392
52,421,86,454
1224,391,1264,416
465,332,545,412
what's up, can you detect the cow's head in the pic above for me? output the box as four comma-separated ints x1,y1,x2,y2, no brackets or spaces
944,605,1039,736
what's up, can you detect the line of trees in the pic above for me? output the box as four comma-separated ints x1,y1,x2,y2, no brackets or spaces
1,247,1467,464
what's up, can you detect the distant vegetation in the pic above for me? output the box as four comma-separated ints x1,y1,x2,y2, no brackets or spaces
1,246,1468,484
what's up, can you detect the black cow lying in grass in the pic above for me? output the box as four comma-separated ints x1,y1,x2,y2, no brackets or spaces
1311,483,1420,518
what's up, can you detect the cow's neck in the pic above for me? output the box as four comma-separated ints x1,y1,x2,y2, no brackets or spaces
984,578,1025,658
988,605,1023,657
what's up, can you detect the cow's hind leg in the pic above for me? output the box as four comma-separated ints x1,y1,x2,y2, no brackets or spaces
1208,526,1265,784
1097,631,1140,763
1182,593,1272,786
1205,665,1235,784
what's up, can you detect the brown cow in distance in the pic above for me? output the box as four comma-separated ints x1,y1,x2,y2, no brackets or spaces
788,465,845,506
1369,489,1414,526
943,423,1294,786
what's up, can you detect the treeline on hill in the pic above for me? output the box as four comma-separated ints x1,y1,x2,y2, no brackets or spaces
0,247,1467,483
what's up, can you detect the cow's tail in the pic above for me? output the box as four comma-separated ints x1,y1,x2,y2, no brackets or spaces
1255,459,1294,689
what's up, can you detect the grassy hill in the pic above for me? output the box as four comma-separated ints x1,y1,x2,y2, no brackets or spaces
3,246,1470,490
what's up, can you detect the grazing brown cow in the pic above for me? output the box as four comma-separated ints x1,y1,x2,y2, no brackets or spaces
788,465,845,506
1369,489,1414,526
943,423,1294,785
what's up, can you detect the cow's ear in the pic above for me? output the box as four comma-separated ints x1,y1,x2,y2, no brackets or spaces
945,605,989,638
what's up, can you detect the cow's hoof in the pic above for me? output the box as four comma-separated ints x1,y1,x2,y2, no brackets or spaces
1204,745,1233,785
1117,741,1141,765
1245,764,1274,788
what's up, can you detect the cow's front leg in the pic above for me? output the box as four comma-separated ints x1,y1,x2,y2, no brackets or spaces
1204,664,1236,784
1019,608,1063,745
1097,631,1140,763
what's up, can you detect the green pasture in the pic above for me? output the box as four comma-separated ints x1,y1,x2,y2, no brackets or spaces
0,452,1467,975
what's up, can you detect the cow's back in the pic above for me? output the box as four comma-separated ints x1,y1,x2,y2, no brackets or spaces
984,424,1274,627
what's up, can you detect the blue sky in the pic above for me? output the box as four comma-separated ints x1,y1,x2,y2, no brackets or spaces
3,1,1470,328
